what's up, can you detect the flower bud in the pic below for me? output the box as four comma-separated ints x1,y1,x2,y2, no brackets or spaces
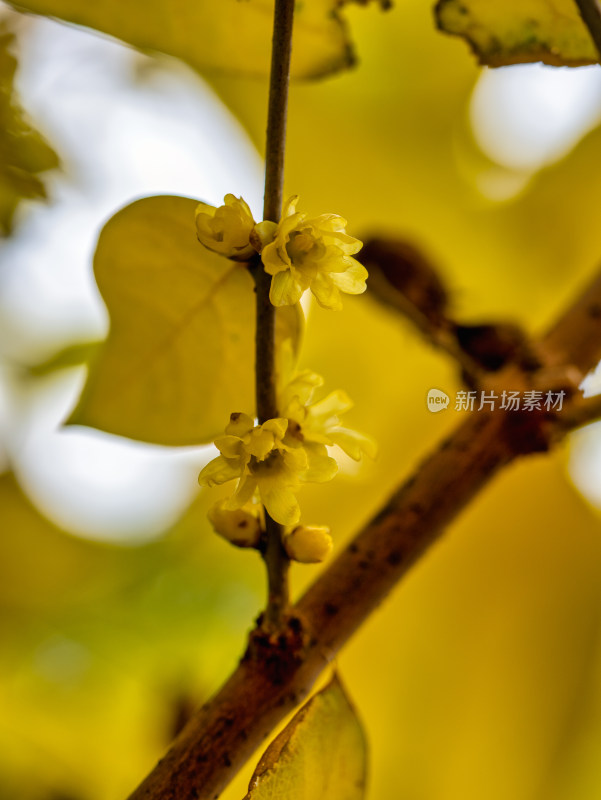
284,525,333,564
207,501,262,548
195,194,256,261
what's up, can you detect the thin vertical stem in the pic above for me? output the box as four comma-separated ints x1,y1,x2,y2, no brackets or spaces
255,0,295,627
263,0,295,226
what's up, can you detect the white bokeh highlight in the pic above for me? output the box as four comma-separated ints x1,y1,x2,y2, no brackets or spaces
471,64,601,173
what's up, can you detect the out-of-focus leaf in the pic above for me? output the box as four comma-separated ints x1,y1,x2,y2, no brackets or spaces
68,195,256,446
0,27,59,235
244,674,367,800
6,0,387,80
435,0,598,67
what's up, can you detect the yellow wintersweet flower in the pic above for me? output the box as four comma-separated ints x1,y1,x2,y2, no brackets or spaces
253,196,367,310
198,411,336,527
278,370,377,463
195,194,256,261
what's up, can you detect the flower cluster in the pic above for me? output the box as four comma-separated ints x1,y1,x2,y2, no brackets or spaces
199,373,375,529
197,194,373,563
199,411,326,527
195,194,367,311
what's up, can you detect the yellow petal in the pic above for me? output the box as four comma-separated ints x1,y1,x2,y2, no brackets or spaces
329,260,368,294
270,270,304,306
302,442,338,482
262,417,289,440
225,411,255,437
282,446,309,473
248,428,277,460
227,474,258,509
310,273,343,310
282,195,300,218
308,389,353,427
198,455,240,487
328,427,377,461
195,201,217,220
279,370,323,411
251,220,278,253
195,195,255,260
214,434,243,458
260,482,301,526
223,193,253,221
261,240,291,275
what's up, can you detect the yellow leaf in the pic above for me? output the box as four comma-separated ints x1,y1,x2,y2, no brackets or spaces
0,26,59,235
435,0,598,67
68,195,256,446
244,674,367,800
5,0,386,81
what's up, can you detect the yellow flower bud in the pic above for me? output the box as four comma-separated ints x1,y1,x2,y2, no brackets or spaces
207,500,262,548
195,194,256,261
284,525,333,564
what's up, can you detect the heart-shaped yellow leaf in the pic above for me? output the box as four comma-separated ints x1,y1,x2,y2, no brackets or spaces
68,195,257,446
244,675,367,800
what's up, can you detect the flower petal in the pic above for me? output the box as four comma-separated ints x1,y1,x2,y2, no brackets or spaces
282,196,300,218
308,390,353,428
225,412,255,437
269,269,304,306
260,481,301,526
214,434,243,458
227,474,258,509
329,259,368,294
329,427,377,460
251,220,278,253
310,273,343,310
247,428,276,460
198,455,240,487
262,417,289,440
302,442,338,482
279,370,323,412
282,446,309,472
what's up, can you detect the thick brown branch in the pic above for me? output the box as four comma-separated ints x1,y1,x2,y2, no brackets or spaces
126,267,601,800
540,267,601,374
128,409,516,800
560,393,601,431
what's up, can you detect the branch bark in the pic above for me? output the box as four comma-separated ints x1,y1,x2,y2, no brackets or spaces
126,267,601,800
